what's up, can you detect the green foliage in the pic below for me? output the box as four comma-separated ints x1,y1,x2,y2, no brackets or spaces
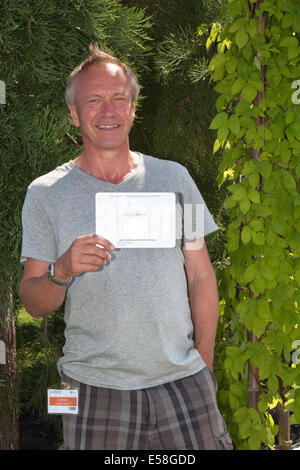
0,0,152,303
208,0,300,450
128,0,227,263
0,0,152,446
16,308,65,445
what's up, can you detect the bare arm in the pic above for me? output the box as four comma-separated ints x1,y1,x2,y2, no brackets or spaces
18,234,115,318
183,239,219,371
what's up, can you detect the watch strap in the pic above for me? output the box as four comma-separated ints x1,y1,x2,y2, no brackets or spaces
47,262,71,287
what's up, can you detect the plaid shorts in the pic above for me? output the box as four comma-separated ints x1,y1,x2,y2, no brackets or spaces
60,367,233,450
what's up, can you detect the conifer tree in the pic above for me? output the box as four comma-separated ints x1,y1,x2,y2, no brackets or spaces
0,0,151,449
126,0,225,262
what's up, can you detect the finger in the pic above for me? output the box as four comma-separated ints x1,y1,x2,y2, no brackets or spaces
76,234,115,251
81,244,112,261
79,254,109,266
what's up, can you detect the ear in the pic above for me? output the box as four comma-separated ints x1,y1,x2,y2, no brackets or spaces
68,104,80,127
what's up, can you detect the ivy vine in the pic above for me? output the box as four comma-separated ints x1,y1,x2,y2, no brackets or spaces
207,0,300,449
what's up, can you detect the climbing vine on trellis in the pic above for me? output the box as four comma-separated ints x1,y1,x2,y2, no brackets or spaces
206,0,300,449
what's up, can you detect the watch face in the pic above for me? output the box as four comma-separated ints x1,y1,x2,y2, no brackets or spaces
48,263,54,277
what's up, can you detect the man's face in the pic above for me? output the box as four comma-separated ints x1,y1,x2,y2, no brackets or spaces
68,62,135,153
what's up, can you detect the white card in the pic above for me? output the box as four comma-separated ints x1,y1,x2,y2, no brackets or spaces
47,389,79,415
95,192,176,248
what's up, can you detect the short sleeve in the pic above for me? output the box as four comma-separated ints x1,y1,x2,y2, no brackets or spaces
181,168,218,243
20,187,58,264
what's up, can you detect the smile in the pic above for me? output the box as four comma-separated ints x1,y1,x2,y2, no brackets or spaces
95,124,120,129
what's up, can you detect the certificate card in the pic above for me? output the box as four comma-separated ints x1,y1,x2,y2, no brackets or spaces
95,192,176,248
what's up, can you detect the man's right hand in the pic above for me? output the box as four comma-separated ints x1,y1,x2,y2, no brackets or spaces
18,234,115,318
55,234,115,282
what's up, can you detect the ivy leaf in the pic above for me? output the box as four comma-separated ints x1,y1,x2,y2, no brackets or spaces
241,85,257,102
293,14,300,32
279,36,298,48
239,198,251,214
235,30,249,49
228,230,240,252
239,421,252,439
266,230,276,246
259,161,272,180
243,263,257,283
209,112,228,129
248,172,260,188
252,231,265,245
254,274,267,294
241,226,252,244
213,138,221,153
271,218,285,236
228,114,240,134
231,77,244,95
248,188,260,204
288,47,300,60
260,263,276,281
230,184,248,201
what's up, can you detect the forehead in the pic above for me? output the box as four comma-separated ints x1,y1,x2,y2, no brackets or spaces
75,62,130,98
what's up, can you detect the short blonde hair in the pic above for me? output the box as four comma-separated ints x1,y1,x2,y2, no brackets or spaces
65,44,140,105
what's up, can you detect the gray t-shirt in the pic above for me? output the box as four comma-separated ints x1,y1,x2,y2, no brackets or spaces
21,154,218,389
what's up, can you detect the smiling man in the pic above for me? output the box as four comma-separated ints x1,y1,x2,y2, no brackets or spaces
19,44,233,450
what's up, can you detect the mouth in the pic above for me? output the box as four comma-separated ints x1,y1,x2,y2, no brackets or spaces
95,124,120,129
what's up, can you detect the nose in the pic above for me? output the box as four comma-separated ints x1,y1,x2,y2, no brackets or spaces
101,98,116,117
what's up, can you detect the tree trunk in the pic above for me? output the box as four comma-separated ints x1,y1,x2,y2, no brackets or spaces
0,282,19,450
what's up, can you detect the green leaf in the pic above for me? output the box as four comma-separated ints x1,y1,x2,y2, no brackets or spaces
230,184,248,201
231,77,244,95
271,218,286,236
241,226,252,244
228,114,240,134
280,170,296,191
252,231,265,246
227,230,240,252
241,160,257,176
293,14,300,32
248,172,260,188
280,148,291,164
279,36,298,48
259,161,272,180
217,126,229,142
235,30,249,49
254,274,267,293
239,198,251,214
294,269,300,286
288,47,300,60
266,230,276,246
248,188,260,204
241,85,257,102
209,112,228,130
213,138,221,154
239,421,252,439
260,264,276,281
243,263,257,283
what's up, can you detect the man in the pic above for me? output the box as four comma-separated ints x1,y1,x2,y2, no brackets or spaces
19,44,233,450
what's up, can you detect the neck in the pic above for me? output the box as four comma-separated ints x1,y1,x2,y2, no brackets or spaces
73,147,140,184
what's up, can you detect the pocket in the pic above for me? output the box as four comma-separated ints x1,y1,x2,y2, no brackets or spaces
206,366,218,392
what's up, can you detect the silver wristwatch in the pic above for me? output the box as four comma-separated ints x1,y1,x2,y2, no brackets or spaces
47,262,71,287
